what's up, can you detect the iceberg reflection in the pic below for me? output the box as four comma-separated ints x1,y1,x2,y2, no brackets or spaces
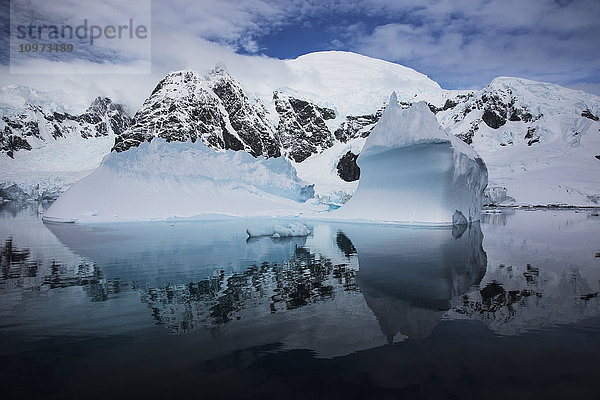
339,223,487,342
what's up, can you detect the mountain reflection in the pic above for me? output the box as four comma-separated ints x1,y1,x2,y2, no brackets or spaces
0,208,592,358
139,246,360,333
41,220,488,347
1,237,126,302
448,209,600,334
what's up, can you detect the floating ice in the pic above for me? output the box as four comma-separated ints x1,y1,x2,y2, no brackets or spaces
333,94,488,225
246,222,311,238
43,139,321,223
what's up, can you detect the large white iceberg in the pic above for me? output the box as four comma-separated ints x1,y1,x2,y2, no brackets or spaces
333,94,488,225
43,139,321,223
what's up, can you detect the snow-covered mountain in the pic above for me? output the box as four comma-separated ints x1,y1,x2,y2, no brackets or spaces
113,68,280,158
281,54,600,207
2,51,599,207
437,77,600,206
0,93,131,201
273,91,337,162
0,85,73,118
1,96,130,158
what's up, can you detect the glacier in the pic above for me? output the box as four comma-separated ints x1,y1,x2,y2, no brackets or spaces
42,139,322,223
332,95,488,225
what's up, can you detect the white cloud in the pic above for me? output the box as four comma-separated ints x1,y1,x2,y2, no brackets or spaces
2,0,599,108
0,29,297,112
333,0,600,94
146,0,600,94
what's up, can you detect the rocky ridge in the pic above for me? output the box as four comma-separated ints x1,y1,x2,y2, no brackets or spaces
2,52,599,206
1,97,130,158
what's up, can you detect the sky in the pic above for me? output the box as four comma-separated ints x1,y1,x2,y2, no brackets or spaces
1,0,599,110
169,0,600,93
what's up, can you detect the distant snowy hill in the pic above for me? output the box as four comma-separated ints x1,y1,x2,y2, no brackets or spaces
0,92,131,201
437,77,600,206
0,85,73,117
1,51,599,207
282,51,447,117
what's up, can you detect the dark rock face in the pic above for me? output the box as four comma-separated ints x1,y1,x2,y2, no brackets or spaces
582,109,599,121
274,92,336,162
208,68,281,158
1,97,131,157
456,121,480,145
524,127,540,146
114,69,282,158
478,91,540,130
447,87,543,144
482,109,506,129
0,129,32,158
427,99,459,114
85,97,131,137
336,151,360,182
113,70,231,153
334,109,383,143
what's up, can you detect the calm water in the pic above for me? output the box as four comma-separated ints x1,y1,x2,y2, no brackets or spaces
1,204,600,399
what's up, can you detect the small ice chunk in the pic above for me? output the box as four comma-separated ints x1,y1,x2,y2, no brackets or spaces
246,222,311,238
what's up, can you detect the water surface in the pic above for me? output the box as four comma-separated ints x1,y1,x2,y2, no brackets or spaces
1,204,599,399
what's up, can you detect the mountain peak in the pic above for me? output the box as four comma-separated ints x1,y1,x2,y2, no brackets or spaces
389,92,398,108
149,69,203,98
209,64,229,76
86,96,113,114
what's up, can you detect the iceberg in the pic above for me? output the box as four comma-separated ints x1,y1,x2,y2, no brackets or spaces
333,94,488,225
43,139,321,223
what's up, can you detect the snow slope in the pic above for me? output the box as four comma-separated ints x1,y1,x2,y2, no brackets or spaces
331,97,488,224
0,135,115,201
292,137,366,205
283,51,447,118
436,77,600,206
43,139,323,223
0,85,76,117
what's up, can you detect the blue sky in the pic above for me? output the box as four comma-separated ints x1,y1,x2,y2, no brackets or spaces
154,0,600,94
2,0,600,99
